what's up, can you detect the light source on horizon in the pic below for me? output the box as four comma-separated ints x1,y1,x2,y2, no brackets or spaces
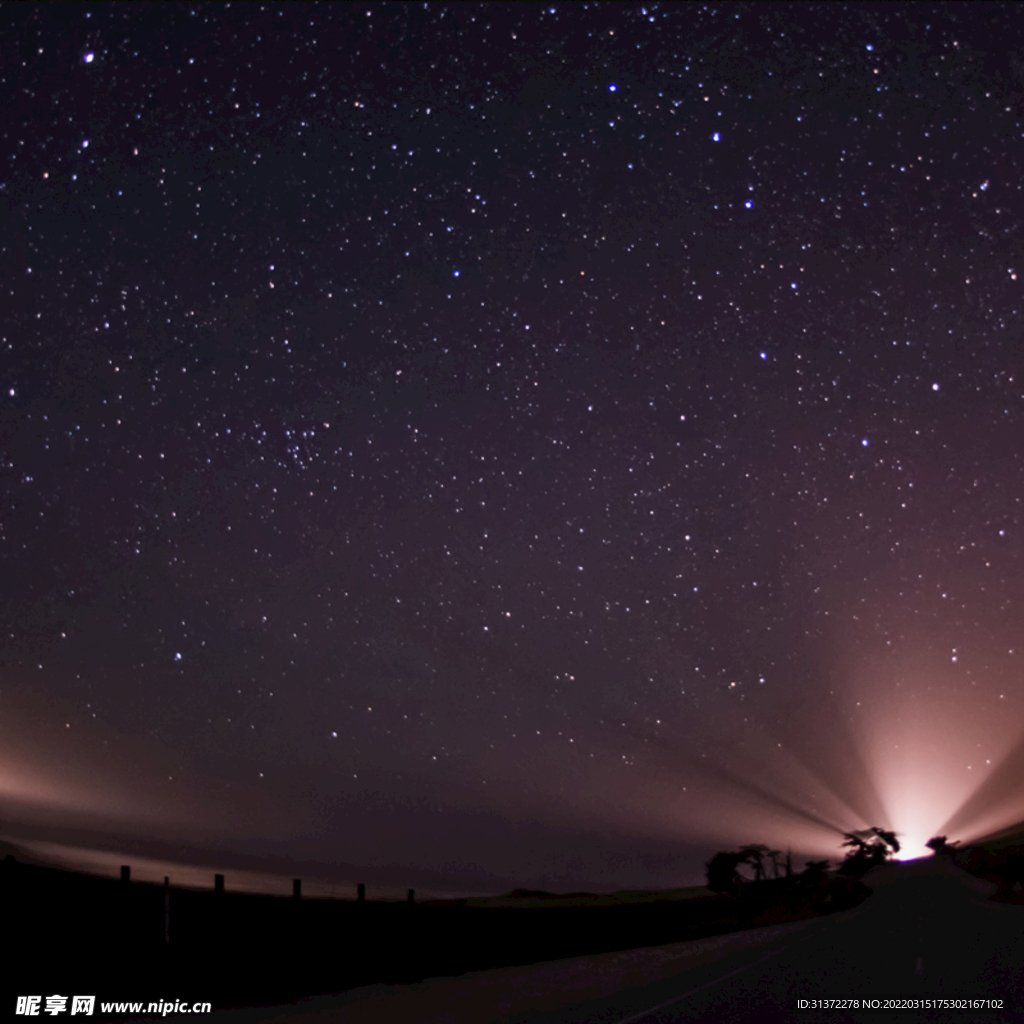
850,657,1024,864
893,837,933,862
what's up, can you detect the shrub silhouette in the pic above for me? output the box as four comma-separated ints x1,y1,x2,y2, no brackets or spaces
926,835,959,856
801,859,829,884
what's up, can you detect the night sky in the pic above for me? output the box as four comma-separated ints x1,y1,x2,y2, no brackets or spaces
3,1,1024,896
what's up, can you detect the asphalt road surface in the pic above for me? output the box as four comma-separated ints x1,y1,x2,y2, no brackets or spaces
533,856,1024,1024
115,856,1024,1024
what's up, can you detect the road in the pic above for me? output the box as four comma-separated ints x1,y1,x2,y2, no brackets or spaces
114,857,1024,1023
587,855,1024,1024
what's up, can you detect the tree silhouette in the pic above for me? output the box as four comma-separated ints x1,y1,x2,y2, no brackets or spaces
926,836,959,856
705,851,751,895
739,844,770,882
766,849,783,880
872,828,901,855
838,827,901,878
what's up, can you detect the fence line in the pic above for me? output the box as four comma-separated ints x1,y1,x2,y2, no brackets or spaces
114,864,413,902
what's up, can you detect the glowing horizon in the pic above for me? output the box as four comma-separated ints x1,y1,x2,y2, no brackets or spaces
621,642,1024,876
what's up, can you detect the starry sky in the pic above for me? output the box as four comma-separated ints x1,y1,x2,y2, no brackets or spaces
2,1,1024,895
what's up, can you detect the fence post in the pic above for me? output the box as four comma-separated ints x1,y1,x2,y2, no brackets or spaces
293,878,301,900
164,877,170,948
117,865,132,956
357,883,365,903
407,888,415,904
215,873,224,895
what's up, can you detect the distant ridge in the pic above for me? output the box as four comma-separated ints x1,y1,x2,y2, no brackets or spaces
500,888,595,900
